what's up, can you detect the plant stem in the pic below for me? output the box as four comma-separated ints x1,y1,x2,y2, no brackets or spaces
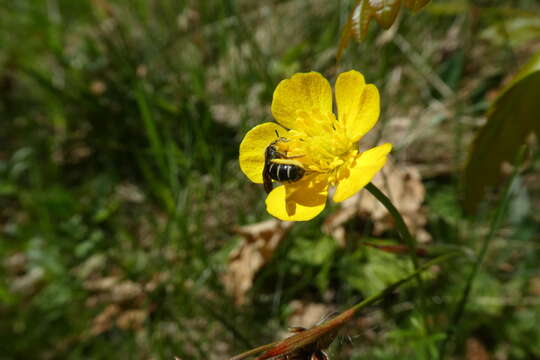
365,181,423,294
365,182,420,268
438,146,527,358
365,182,428,330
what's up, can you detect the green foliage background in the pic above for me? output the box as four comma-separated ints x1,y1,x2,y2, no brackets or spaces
1,0,539,359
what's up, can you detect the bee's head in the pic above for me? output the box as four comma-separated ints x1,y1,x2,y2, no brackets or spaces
265,142,280,160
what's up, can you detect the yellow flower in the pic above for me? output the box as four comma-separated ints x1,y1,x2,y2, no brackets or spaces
239,70,392,221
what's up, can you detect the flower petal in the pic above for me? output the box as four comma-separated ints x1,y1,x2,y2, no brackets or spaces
271,72,333,131
266,175,328,221
333,143,392,202
239,122,287,184
336,70,380,142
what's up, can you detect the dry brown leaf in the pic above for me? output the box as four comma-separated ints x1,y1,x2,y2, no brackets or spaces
90,304,148,335
111,280,143,302
72,254,107,280
83,268,164,337
115,183,145,203
223,219,294,305
3,252,27,274
116,309,147,330
84,276,120,292
90,304,121,336
9,267,45,294
3,253,46,295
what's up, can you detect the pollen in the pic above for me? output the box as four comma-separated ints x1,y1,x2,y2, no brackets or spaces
274,110,355,180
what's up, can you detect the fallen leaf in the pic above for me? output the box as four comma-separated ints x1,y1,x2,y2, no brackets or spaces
9,267,45,295
83,267,162,337
91,304,121,336
111,280,143,302
84,276,120,292
116,309,147,330
223,219,294,305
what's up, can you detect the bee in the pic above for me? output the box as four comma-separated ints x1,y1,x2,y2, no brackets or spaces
263,133,305,193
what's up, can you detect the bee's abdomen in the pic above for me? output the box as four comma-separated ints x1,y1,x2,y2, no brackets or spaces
268,163,305,182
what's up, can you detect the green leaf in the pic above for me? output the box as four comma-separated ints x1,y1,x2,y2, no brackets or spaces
288,236,336,266
343,246,414,296
462,51,540,213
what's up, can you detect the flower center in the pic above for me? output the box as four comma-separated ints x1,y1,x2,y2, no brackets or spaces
274,110,357,184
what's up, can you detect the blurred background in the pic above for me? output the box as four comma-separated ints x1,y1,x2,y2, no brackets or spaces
1,0,540,359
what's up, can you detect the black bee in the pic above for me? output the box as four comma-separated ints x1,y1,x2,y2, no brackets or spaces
263,136,305,193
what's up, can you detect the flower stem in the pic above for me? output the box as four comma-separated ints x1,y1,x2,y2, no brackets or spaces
365,182,420,269
365,182,427,328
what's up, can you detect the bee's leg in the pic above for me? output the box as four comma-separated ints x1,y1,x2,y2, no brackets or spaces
263,177,273,194
283,154,305,159
273,151,305,160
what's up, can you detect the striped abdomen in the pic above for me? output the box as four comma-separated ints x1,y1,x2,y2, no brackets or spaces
268,162,305,182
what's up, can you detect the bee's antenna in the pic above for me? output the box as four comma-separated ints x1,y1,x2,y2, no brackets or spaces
275,129,280,138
